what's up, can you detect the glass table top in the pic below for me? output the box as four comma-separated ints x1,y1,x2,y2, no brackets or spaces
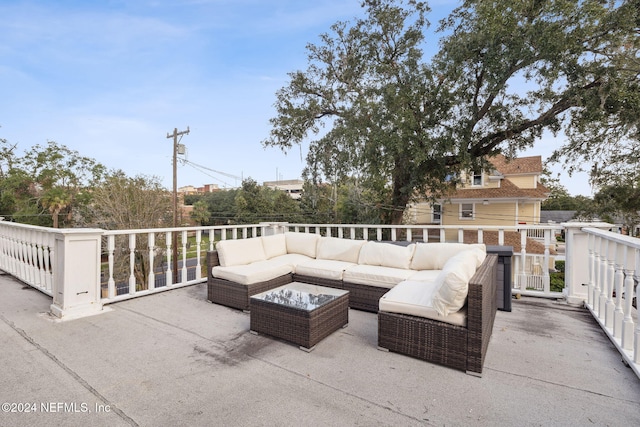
251,282,348,312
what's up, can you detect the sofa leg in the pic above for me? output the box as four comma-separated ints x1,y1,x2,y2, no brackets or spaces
465,370,483,378
377,346,389,352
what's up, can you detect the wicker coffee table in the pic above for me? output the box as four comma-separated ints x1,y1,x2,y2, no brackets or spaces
249,282,349,351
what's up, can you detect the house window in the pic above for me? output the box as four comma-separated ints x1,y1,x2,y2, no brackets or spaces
460,203,474,220
471,172,483,186
432,204,441,224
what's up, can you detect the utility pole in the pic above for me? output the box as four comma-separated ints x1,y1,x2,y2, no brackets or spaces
167,126,189,284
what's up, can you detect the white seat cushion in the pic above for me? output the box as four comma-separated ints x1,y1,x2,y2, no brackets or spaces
295,259,356,281
316,237,365,263
357,241,416,269
212,261,292,285
411,243,486,270
261,234,287,259
267,253,314,270
216,238,267,267
407,269,442,282
379,280,467,327
431,250,479,316
285,232,320,257
343,265,415,288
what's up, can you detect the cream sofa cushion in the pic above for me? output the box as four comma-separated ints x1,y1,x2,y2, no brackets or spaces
411,243,486,270
431,250,479,316
357,242,416,269
316,237,365,263
379,280,467,327
216,238,266,267
267,253,314,270
212,261,291,285
342,265,415,288
295,259,356,281
408,269,442,282
261,234,287,259
285,232,320,258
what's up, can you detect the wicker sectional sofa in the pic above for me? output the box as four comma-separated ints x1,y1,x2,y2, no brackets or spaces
206,232,498,374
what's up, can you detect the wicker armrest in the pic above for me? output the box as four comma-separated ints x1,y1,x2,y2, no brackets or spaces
207,251,220,275
466,254,498,374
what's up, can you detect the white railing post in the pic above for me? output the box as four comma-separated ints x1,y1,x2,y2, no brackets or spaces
50,229,105,320
543,229,551,294
562,223,595,305
588,233,595,307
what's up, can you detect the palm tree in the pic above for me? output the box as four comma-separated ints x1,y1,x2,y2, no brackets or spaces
42,188,71,228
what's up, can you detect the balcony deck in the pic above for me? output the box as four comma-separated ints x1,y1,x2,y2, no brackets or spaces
1,274,638,426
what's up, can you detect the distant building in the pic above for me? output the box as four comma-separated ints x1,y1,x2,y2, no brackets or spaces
408,154,549,229
178,184,220,195
263,179,304,200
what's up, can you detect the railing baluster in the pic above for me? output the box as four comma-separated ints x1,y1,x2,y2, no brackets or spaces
195,230,202,280
599,238,608,320
605,241,616,328
107,235,115,298
613,243,625,339
165,231,173,287
129,234,136,294
519,229,527,292
148,233,155,291
181,230,188,283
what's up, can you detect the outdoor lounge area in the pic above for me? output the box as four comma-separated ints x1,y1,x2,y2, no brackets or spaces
1,273,639,426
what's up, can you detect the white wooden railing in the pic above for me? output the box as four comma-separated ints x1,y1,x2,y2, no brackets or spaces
584,227,640,377
0,221,56,296
1,219,637,377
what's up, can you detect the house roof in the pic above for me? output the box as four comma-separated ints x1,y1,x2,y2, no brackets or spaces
446,178,550,201
489,154,543,175
540,210,578,224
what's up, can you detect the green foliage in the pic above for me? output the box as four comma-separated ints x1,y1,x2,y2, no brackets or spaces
87,171,172,230
190,200,211,226
0,138,105,226
591,180,640,235
265,0,639,224
555,260,565,274
550,272,565,293
234,178,304,224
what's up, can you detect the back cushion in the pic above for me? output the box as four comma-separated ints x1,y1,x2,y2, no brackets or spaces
358,242,416,269
285,232,320,258
216,238,267,267
431,250,479,316
316,237,365,263
411,243,486,270
261,234,287,259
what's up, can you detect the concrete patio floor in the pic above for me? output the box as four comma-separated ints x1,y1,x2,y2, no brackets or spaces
1,274,639,427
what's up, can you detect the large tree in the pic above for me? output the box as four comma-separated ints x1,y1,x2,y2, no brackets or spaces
0,139,105,226
264,0,639,224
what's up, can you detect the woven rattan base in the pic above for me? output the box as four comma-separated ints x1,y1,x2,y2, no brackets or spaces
208,274,293,311
250,284,349,350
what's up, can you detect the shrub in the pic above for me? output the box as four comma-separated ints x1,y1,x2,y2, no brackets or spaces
550,272,565,292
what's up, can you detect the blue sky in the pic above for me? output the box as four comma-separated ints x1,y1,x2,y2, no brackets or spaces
0,0,593,195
